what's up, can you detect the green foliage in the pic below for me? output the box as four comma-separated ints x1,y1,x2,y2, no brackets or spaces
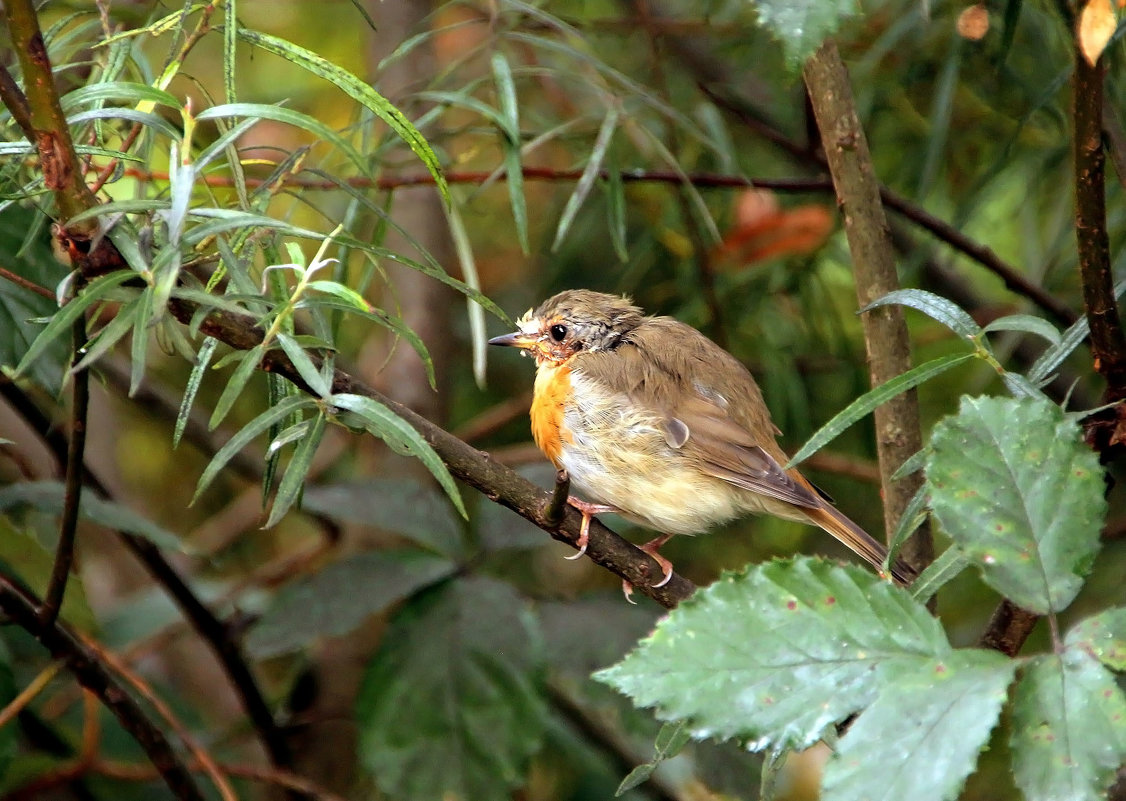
751,0,862,69
355,578,547,801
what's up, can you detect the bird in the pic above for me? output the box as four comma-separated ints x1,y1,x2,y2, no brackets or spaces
488,289,916,590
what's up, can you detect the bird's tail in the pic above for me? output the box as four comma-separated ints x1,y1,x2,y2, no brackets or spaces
804,504,917,585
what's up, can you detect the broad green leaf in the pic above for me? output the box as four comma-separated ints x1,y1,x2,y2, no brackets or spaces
860,289,981,340
247,550,456,657
0,481,186,553
209,344,264,430
596,558,948,751
1065,607,1126,671
982,314,1061,346
236,28,448,203
193,394,315,503
1011,652,1126,801
0,518,97,630
356,578,546,801
909,547,971,605
822,650,1015,801
926,396,1105,614
787,353,975,467
14,270,136,381
753,0,863,69
329,394,466,519
302,480,463,557
264,410,325,528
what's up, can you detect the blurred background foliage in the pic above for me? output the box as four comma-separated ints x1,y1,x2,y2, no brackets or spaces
0,0,1123,799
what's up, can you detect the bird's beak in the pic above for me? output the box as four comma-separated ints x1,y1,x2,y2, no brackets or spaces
488,331,535,349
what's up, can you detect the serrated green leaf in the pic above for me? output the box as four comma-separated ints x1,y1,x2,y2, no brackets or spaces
209,344,264,430
1065,607,1126,671
14,271,135,381
193,394,315,503
356,578,546,801
596,558,948,751
926,396,1105,614
753,0,863,69
909,547,971,605
329,393,466,519
822,650,1015,801
861,289,981,340
787,354,975,467
247,549,456,657
237,28,448,204
275,332,330,398
264,410,325,528
982,314,1061,346
1011,652,1126,801
174,337,218,448
0,481,186,553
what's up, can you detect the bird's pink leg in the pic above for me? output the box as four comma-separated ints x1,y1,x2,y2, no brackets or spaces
622,534,675,602
565,498,617,560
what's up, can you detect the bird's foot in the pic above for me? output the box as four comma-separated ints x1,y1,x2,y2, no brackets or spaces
622,534,675,603
564,498,617,560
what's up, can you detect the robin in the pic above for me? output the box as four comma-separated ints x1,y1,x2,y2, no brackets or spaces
488,289,916,588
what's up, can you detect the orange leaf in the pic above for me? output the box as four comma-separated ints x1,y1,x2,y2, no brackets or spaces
1078,0,1117,66
715,190,834,270
956,5,990,40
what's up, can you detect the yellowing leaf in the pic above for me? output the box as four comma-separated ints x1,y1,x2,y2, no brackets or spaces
1078,0,1117,66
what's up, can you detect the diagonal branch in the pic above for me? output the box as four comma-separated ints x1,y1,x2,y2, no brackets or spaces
0,574,205,801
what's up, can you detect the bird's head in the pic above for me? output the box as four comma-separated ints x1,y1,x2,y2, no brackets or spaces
488,289,644,366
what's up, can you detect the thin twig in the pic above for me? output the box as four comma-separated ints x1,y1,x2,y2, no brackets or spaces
40,316,89,628
0,660,64,730
0,574,206,801
544,469,571,527
803,41,932,573
95,759,350,801
0,263,56,300
0,62,36,141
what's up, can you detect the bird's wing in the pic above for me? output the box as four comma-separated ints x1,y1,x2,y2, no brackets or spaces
574,317,822,510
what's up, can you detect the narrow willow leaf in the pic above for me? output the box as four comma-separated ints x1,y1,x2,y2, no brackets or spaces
276,332,330,398
182,209,321,245
1022,276,1126,385
603,164,629,262
860,289,981,340
443,200,486,389
909,547,971,605
175,336,218,448
927,395,1105,613
890,447,928,481
224,0,237,104
329,393,466,518
67,107,181,140
60,81,181,111
193,394,314,503
192,115,260,173
209,344,264,430
1064,607,1126,671
491,53,528,254
264,410,325,528
1011,652,1126,801
884,482,928,570
596,559,949,751
982,314,1061,346
129,285,154,396
237,28,448,203
66,198,170,225
822,651,1015,801
787,353,975,468
71,296,140,374
553,106,619,252
15,271,136,379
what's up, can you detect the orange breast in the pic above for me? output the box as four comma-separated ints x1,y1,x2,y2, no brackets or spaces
530,362,572,466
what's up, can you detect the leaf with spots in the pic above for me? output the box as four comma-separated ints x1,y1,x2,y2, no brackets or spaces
595,558,951,752
822,650,1016,801
1065,607,1126,671
1011,651,1126,801
926,396,1105,614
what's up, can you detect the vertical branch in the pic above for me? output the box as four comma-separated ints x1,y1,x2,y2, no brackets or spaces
41,317,89,628
802,41,932,571
1074,47,1126,447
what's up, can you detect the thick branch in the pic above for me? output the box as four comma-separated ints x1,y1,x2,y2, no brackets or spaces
0,576,205,801
803,42,932,571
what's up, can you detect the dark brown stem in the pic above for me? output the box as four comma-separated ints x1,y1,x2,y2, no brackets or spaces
0,264,55,300
0,575,206,801
544,469,571,527
40,316,89,628
0,62,36,141
977,599,1039,657
802,41,932,572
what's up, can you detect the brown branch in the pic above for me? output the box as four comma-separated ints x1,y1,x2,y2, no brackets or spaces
0,62,35,141
1074,47,1126,448
803,41,932,572
0,574,206,801
93,759,350,801
0,263,56,300
40,316,89,628
977,599,1039,657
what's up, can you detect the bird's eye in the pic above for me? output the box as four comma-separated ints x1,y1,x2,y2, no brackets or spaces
549,324,568,342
